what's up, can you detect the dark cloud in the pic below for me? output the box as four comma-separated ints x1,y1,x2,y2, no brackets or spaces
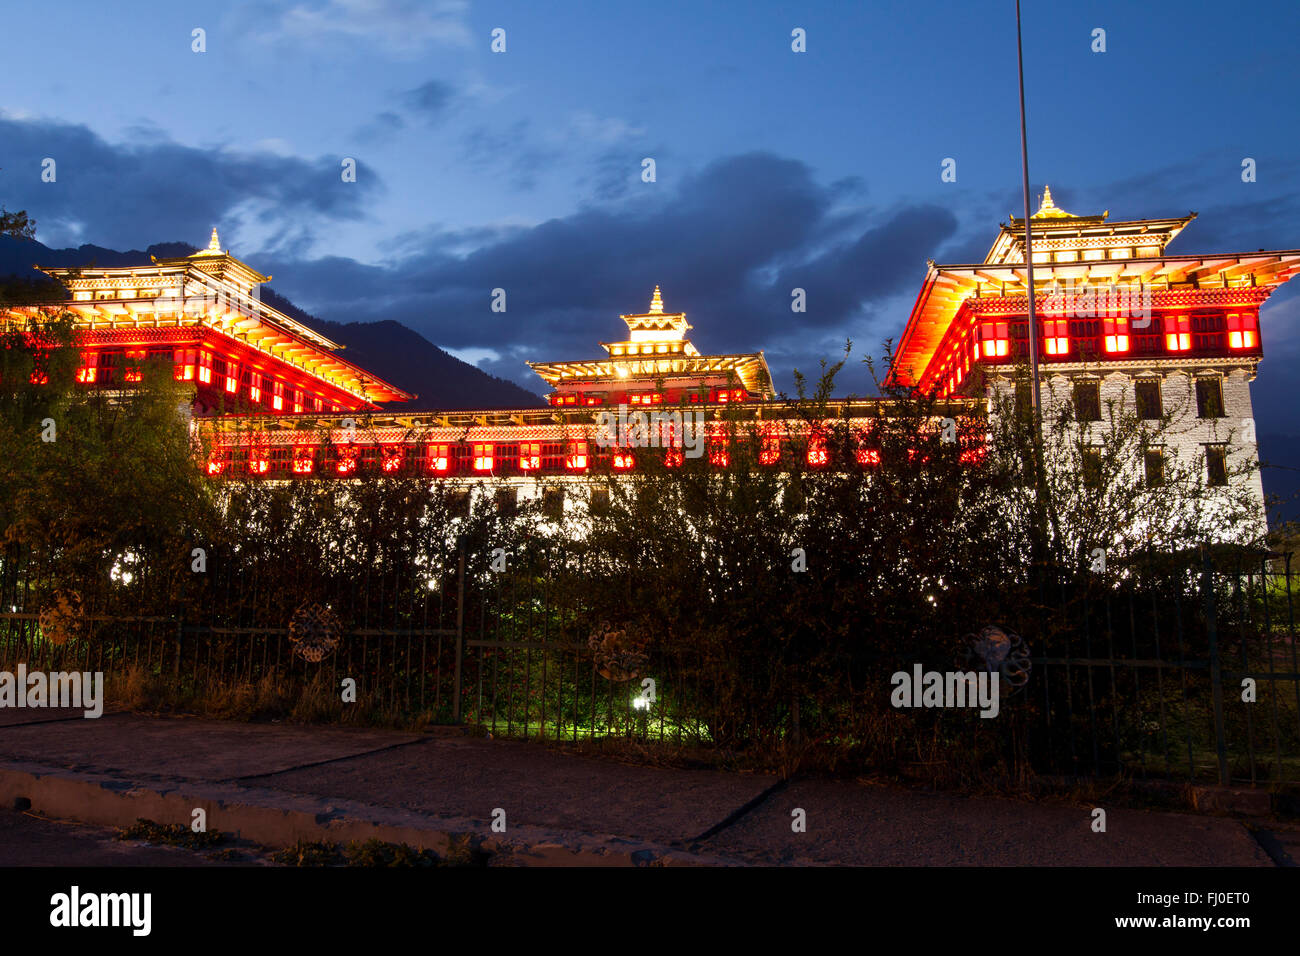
0,116,381,250
402,80,456,121
261,152,959,392
458,120,554,192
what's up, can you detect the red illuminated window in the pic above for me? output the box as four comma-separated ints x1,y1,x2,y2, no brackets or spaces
1043,320,1069,355
292,449,314,474
197,351,213,384
806,435,828,467
612,450,635,470
75,353,97,384
336,448,359,475
312,396,323,412
225,360,239,394
174,348,197,381
247,372,262,403
381,445,404,472
1103,316,1130,353
292,389,303,414
1165,315,1191,352
856,448,881,467
978,322,1010,358
708,444,729,467
519,442,541,470
124,350,145,383
759,435,781,465
630,392,663,405
1226,313,1258,349
566,441,589,470
584,395,603,406
473,443,494,471
664,447,684,468
207,456,226,476
427,443,451,473
550,393,580,406
248,454,269,475
271,381,284,411
959,446,988,466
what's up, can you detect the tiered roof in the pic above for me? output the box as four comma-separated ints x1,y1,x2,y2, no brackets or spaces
891,189,1300,387
527,287,773,397
30,230,413,405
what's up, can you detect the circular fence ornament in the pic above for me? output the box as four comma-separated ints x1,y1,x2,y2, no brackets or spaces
587,621,649,682
959,625,1032,695
39,590,85,647
288,603,343,663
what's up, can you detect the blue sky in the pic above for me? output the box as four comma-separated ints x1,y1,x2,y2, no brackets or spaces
1,0,1298,416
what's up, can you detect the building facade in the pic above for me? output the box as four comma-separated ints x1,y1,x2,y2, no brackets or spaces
889,188,1300,516
11,229,412,417
8,200,1297,525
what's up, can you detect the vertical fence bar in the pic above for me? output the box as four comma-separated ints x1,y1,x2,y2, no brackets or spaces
1203,551,1230,787
452,537,465,723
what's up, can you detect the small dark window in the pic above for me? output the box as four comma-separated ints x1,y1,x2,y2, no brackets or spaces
1135,379,1162,420
1206,445,1228,487
785,478,806,512
1073,382,1102,423
590,486,610,511
446,490,470,518
542,486,564,520
494,488,517,516
1082,447,1103,488
1144,448,1165,488
1196,377,1224,419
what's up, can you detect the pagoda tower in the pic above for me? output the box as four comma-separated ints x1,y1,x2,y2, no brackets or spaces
527,286,773,407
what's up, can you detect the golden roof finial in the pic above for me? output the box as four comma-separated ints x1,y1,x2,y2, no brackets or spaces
649,284,663,314
1032,185,1074,219
194,227,224,257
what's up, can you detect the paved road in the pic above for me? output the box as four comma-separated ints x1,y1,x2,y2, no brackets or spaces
0,711,1287,866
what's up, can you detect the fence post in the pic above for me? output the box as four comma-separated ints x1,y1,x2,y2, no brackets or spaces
1202,550,1230,787
452,536,466,723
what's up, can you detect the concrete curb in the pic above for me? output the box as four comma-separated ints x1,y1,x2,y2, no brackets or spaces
0,760,742,867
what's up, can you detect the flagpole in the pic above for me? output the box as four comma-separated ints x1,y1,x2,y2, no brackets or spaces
1016,0,1041,411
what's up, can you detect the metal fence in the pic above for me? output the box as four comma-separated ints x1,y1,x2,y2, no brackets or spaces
1029,552,1300,788
1,542,1297,789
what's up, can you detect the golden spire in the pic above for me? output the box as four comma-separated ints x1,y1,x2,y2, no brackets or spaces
1032,185,1073,219
649,285,663,314
194,227,224,257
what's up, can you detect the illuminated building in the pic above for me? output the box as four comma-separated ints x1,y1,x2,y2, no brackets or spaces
5,229,412,417
12,199,1295,525
191,284,965,490
890,187,1300,513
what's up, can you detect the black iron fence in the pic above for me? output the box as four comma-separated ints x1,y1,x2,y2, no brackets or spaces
1,542,1297,789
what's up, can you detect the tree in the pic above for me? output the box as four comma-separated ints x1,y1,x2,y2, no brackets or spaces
0,207,36,240
0,310,213,617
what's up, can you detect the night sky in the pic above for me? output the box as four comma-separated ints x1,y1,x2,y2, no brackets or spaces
2,0,1297,424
